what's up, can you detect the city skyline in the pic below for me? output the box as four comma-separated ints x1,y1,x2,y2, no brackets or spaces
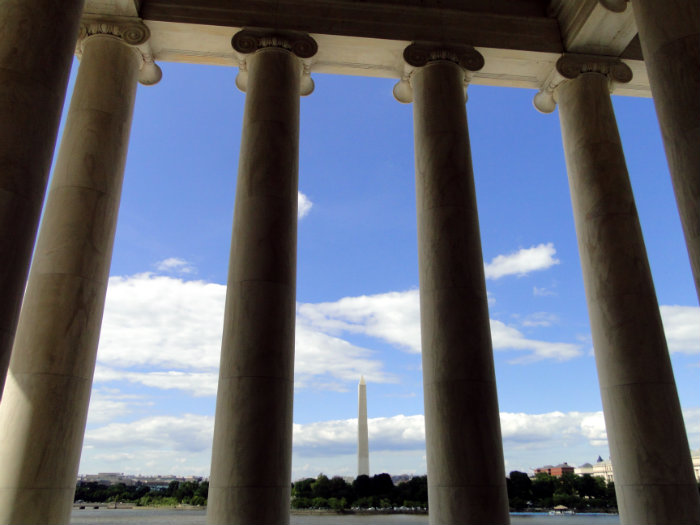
65,58,699,480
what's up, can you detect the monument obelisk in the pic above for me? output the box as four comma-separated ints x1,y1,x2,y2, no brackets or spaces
358,376,369,477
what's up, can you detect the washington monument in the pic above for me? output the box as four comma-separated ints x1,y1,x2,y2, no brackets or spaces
357,376,369,477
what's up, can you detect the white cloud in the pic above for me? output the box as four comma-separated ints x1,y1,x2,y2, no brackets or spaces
293,415,425,456
97,274,224,371
490,319,582,362
81,414,215,476
298,290,422,353
95,273,393,394
155,257,196,275
86,414,214,453
533,286,557,297
520,312,559,328
660,305,700,354
94,367,219,397
484,243,560,280
301,290,581,362
683,407,700,443
294,326,397,388
79,407,699,477
580,413,608,447
97,242,581,401
86,389,148,423
298,191,313,219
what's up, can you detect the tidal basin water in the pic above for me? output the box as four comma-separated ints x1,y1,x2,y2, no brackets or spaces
71,509,621,524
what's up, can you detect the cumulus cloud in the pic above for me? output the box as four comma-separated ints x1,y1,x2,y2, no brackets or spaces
86,414,214,452
94,367,219,397
298,290,422,353
484,243,560,280
300,290,582,362
520,312,559,328
79,407,699,476
155,257,196,275
81,414,215,475
298,191,313,219
95,242,588,402
86,389,148,423
533,286,557,297
293,415,425,456
490,320,582,363
98,274,224,371
683,407,700,440
95,273,394,395
660,305,700,354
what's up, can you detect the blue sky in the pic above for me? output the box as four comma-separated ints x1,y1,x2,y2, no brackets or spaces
56,59,699,479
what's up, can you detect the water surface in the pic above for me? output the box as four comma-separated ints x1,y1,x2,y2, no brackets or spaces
71,508,620,524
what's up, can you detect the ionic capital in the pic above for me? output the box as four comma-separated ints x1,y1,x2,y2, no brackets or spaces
76,16,162,86
533,53,632,113
393,42,484,104
232,29,317,96
598,0,628,13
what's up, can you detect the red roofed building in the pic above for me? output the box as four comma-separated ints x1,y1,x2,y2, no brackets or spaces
534,463,575,477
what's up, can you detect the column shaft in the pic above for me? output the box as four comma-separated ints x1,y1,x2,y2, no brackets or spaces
412,60,510,525
631,0,700,302
0,35,140,524
557,72,700,525
207,47,301,525
0,0,86,396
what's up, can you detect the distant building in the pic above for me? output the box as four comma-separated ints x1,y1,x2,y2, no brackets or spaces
76,473,204,488
575,456,614,482
534,462,575,477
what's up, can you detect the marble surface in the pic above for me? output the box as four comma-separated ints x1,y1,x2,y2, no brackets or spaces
557,71,700,525
357,379,369,477
631,0,700,304
0,34,140,524
0,0,85,397
208,47,302,525
411,60,509,525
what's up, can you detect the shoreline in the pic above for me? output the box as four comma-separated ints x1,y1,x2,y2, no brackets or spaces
73,504,617,516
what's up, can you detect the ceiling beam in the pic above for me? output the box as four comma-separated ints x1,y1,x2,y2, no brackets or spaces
139,0,563,54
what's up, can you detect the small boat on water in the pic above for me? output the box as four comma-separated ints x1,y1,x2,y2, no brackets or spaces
549,505,575,515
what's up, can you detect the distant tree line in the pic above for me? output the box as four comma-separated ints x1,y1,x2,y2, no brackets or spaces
292,471,620,513
74,480,208,507
507,471,617,511
291,474,428,510
75,471,625,511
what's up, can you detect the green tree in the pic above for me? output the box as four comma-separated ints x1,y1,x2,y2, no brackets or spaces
291,496,311,509
353,475,371,499
329,476,353,501
507,471,532,509
370,473,395,502
195,480,209,501
575,474,606,501
354,496,373,509
395,475,427,506
311,496,328,508
165,480,180,497
531,473,556,507
311,474,332,499
292,477,315,499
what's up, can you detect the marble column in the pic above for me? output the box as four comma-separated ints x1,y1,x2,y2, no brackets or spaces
631,0,700,303
394,43,510,525
0,22,159,524
207,29,315,525
551,55,700,524
0,0,85,397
